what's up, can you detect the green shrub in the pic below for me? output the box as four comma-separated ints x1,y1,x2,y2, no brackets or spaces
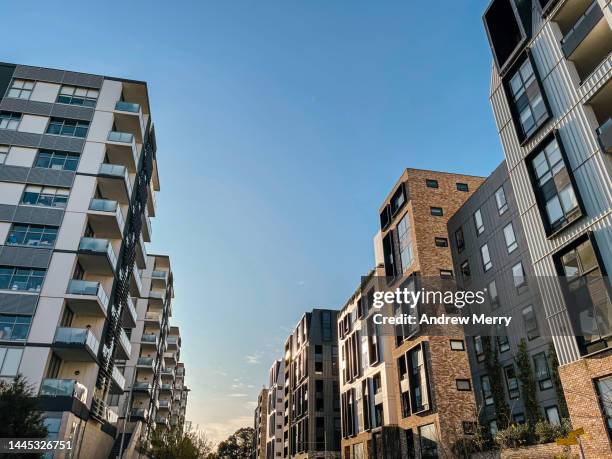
494,423,531,449
535,418,572,444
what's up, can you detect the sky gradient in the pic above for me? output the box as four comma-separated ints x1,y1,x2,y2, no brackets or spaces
4,0,502,443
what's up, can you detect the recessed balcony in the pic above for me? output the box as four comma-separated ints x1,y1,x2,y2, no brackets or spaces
164,352,177,365
113,102,145,144
115,328,131,360
130,265,143,298
136,357,155,372
144,312,161,329
161,367,175,381
597,118,612,153
39,378,88,404
149,290,165,309
155,415,169,428
158,400,171,411
121,296,137,329
166,336,179,350
151,270,168,289
129,408,149,422
106,130,138,173
109,365,126,394
53,327,100,361
160,383,173,393
97,163,130,204
141,333,159,348
132,381,153,395
77,237,117,275
65,279,109,317
87,199,125,239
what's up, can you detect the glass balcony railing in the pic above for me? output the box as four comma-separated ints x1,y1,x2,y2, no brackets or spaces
107,131,134,144
166,336,178,346
39,378,87,403
136,357,155,368
161,368,175,378
54,327,100,355
133,381,152,392
158,400,171,409
141,333,159,344
89,198,117,213
160,383,173,392
66,279,108,306
111,366,126,390
115,101,141,113
152,270,168,280
99,163,129,182
78,237,117,270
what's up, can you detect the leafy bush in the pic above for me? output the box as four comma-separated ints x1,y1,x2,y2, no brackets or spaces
494,423,531,449
535,418,572,444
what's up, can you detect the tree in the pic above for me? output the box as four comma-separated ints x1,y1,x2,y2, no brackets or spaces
144,424,214,459
0,375,48,459
516,339,541,430
483,336,511,429
216,427,255,459
547,341,570,419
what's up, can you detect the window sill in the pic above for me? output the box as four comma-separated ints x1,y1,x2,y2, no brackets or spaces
544,213,584,240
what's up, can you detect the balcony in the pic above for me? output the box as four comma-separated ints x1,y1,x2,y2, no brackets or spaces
147,182,157,217
122,296,137,329
164,352,177,365
110,365,126,394
160,383,173,393
155,415,169,428
151,270,168,289
113,101,145,144
98,163,130,204
129,408,149,422
65,279,109,317
136,357,155,372
144,312,162,329
77,237,117,275
135,233,146,269
115,328,131,360
53,327,100,361
142,207,152,243
161,368,175,381
106,130,138,172
597,118,612,153
158,400,171,410
87,198,124,239
39,378,87,404
130,265,143,298
141,333,159,347
559,1,612,79
132,381,153,395
176,367,185,377
149,290,165,309
166,336,179,350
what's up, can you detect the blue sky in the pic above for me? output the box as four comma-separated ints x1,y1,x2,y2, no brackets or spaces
5,0,503,442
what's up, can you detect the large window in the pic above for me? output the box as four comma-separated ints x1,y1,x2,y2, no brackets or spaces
455,227,465,253
397,213,414,273
0,112,21,130
522,305,539,340
504,365,520,399
418,423,438,458
507,57,549,140
57,85,99,107
390,184,406,215
0,267,45,292
474,209,484,235
504,223,518,253
533,352,553,390
488,279,500,309
408,343,430,413
481,244,493,272
7,79,34,100
529,136,581,233
0,315,31,341
35,150,79,171
0,347,22,376
495,186,508,215
46,118,89,138
512,262,526,290
461,260,471,282
22,186,69,208
481,375,494,405
6,224,58,248
595,376,612,439
382,232,396,279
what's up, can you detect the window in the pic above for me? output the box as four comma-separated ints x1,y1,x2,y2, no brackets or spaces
504,365,520,399
481,375,494,405
434,237,448,247
426,179,439,188
522,305,539,340
35,150,79,171
461,260,471,282
529,136,580,233
57,85,99,107
481,244,492,272
46,118,89,138
0,145,8,165
380,205,391,230
22,186,69,208
450,339,465,351
321,311,332,341
0,347,23,376
456,379,471,391
463,421,477,435
430,207,443,217
456,183,469,192
382,232,396,278
418,424,438,458
533,352,553,390
439,269,453,279
0,267,46,292
0,112,21,130
0,315,31,341
455,227,465,253
545,406,560,425
507,57,549,140
503,223,518,253
7,79,35,100
489,420,498,436
474,209,484,235
407,343,430,413
595,376,612,438
488,280,500,309
6,224,58,248
496,325,510,353
495,186,508,214
474,336,484,362
397,213,414,274
512,262,526,290
390,185,406,215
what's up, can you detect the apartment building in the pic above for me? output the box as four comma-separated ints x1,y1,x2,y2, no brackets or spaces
267,359,285,458
372,168,485,457
172,362,190,431
254,387,269,459
483,0,612,455
448,161,564,434
282,309,340,458
337,266,402,459
0,62,188,458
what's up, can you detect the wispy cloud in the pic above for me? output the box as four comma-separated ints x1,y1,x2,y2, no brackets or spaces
245,352,262,364
227,393,248,398
204,416,254,444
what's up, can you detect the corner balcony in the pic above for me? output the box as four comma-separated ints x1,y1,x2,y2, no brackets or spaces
115,328,132,360
164,352,177,366
39,378,88,404
121,296,137,329
129,408,149,422
109,365,126,394
160,383,173,394
130,264,143,298
141,207,152,243
114,101,146,144
166,336,179,350
106,130,138,173
141,333,159,348
77,237,117,275
135,233,146,269
161,367,175,381
87,198,125,239
53,327,100,361
132,381,153,395
144,312,162,330
149,290,166,309
158,399,171,411
151,270,168,289
65,279,109,317
597,118,612,153
136,357,155,372
98,163,130,204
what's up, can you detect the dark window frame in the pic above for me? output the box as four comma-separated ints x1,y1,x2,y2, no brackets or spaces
434,237,448,248
430,207,443,217
456,182,469,192
425,179,439,189
456,379,472,391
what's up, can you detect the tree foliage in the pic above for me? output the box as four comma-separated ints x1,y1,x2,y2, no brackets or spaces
483,336,511,429
547,341,570,419
516,338,540,430
215,427,255,459
144,424,214,459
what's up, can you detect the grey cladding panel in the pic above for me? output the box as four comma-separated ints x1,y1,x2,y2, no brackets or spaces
0,130,42,148
0,292,38,314
62,71,103,89
0,204,16,222
50,104,93,121
27,168,74,188
0,165,29,183
0,98,52,116
0,245,52,268
13,206,63,226
38,134,84,153
14,66,103,89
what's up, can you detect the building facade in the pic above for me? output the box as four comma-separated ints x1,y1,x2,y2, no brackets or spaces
483,0,612,455
448,160,565,434
0,63,188,458
255,387,269,459
267,359,285,459
283,309,340,458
